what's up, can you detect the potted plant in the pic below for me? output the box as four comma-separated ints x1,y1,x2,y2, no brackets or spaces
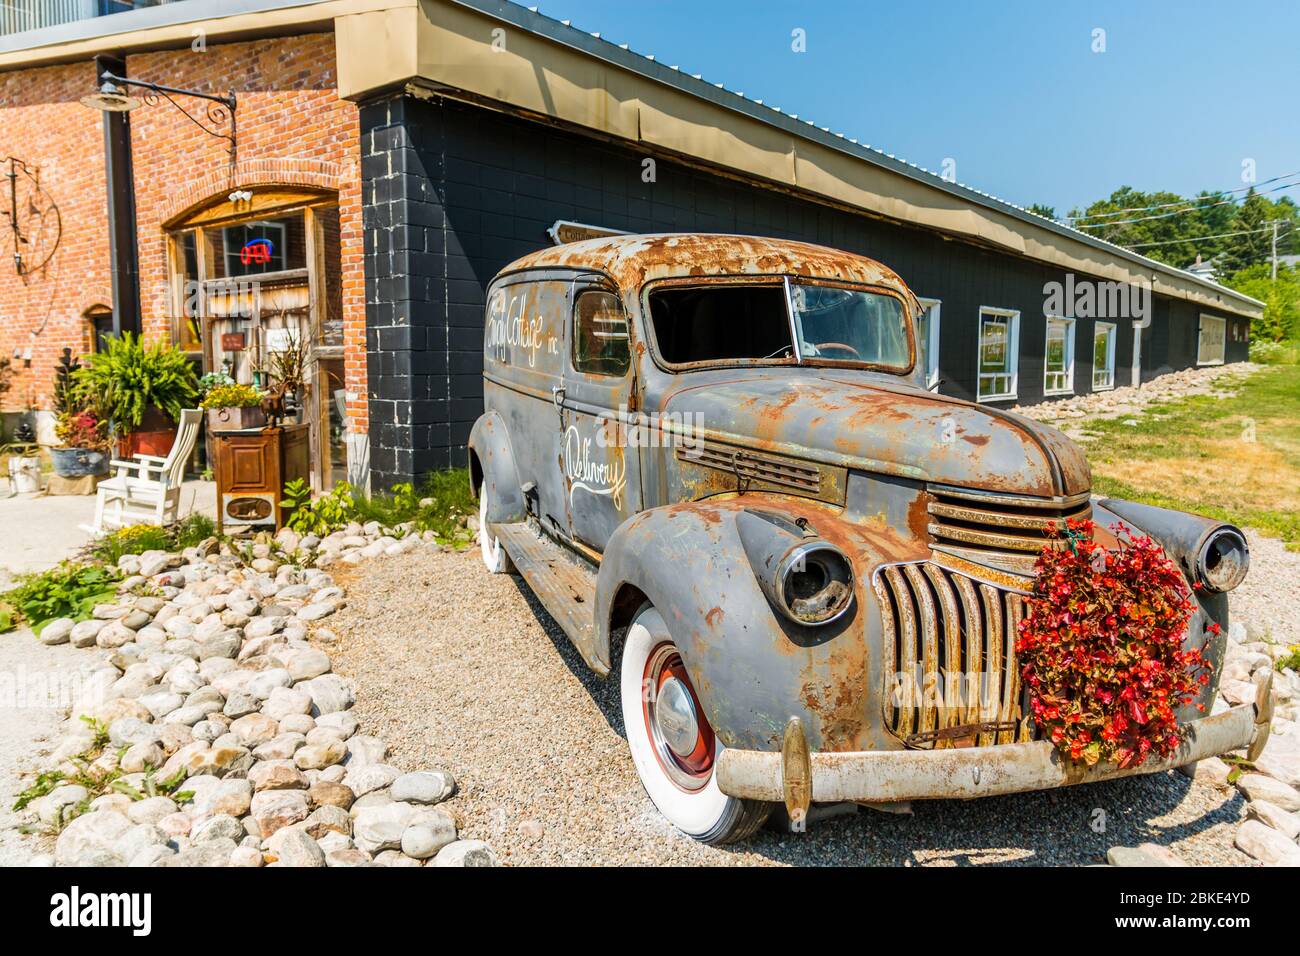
48,349,110,479
51,409,110,478
201,382,266,431
73,333,199,458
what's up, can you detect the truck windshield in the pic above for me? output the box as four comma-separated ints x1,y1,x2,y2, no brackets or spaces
647,280,911,370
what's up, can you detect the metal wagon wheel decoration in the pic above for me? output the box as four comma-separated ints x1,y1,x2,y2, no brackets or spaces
1,156,63,276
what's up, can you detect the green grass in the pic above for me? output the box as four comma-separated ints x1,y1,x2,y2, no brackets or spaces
1082,364,1300,549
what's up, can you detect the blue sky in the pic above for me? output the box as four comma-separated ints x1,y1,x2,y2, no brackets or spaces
523,0,1300,215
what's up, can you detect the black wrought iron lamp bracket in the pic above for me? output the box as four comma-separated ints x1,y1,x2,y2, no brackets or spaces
98,71,238,174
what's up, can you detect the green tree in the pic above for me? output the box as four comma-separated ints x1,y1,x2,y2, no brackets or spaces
1222,263,1300,342
1218,189,1274,275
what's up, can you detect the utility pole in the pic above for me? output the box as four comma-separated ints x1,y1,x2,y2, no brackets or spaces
1271,219,1280,279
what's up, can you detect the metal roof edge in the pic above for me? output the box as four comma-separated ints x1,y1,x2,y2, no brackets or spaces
449,0,1264,314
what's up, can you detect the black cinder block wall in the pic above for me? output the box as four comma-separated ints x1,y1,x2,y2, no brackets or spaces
359,94,1248,490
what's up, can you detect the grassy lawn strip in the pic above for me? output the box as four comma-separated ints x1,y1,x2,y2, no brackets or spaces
1083,364,1300,549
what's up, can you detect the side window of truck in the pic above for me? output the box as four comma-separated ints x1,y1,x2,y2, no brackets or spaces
572,289,630,377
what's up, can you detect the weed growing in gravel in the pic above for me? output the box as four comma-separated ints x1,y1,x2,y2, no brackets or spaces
12,716,192,833
283,468,476,547
87,513,217,564
0,562,122,636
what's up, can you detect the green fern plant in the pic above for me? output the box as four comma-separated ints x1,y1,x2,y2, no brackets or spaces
73,333,199,432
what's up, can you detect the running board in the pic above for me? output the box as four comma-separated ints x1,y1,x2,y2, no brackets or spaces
493,522,604,674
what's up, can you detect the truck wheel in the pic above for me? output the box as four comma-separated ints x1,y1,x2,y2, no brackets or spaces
620,604,771,844
478,491,513,574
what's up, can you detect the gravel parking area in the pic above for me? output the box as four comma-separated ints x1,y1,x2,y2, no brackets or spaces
329,547,1256,866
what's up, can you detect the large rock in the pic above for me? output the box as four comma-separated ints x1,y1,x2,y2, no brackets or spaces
69,619,107,648
54,810,133,866
161,837,237,867
108,717,160,749
400,808,457,860
298,674,354,714
309,780,356,810
391,770,455,805
1236,773,1300,812
37,784,90,828
198,629,242,661
266,827,326,867
38,618,75,646
284,648,332,681
345,763,401,797
294,740,346,770
127,796,178,825
1245,800,1300,840
262,686,313,721
190,778,252,819
249,760,307,792
229,712,280,748
432,840,498,867
352,802,414,853
250,789,310,838
1254,750,1300,788
344,735,387,766
1234,820,1300,866
1106,843,1187,867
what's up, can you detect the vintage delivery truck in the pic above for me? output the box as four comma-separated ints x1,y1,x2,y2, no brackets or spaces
469,234,1271,844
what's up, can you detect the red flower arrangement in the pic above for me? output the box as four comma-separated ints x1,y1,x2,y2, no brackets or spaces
54,410,109,451
1015,518,1210,769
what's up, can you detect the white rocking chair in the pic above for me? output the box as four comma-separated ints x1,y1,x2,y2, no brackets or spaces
88,409,202,534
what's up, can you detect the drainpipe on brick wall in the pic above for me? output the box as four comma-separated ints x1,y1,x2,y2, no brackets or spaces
97,54,140,338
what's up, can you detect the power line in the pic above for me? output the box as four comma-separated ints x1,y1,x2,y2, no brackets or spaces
1124,222,1292,249
1075,178,1300,229
1064,167,1300,222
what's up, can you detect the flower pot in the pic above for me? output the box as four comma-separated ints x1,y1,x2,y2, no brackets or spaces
50,446,110,478
122,429,175,459
207,406,266,432
7,455,41,494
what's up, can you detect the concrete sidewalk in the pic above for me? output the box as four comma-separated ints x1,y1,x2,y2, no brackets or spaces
0,480,217,864
0,480,216,584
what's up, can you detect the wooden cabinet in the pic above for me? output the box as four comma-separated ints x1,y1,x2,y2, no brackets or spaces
213,424,310,532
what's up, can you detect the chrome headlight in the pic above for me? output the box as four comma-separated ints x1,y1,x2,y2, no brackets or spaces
737,508,855,627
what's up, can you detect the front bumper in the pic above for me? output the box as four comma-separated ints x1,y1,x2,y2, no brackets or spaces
717,689,1271,806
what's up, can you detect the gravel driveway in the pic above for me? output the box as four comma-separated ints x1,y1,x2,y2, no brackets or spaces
329,547,1256,867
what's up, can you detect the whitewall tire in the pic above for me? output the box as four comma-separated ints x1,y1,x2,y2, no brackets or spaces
620,604,770,844
478,490,513,574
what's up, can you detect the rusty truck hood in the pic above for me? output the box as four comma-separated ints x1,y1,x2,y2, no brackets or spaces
659,373,1090,498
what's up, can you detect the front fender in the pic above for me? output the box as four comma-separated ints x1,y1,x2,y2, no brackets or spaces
595,496,923,753
468,411,526,523
1092,498,1231,717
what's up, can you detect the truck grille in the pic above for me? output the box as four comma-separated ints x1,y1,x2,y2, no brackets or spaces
926,484,1092,572
677,442,821,493
873,561,1036,749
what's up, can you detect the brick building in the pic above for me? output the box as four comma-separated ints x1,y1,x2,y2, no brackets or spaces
0,0,1262,493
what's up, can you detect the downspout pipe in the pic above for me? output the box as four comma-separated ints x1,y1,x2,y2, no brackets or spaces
1130,272,1155,388
97,54,140,338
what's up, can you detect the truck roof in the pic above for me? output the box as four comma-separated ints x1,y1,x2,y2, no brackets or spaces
500,233,920,305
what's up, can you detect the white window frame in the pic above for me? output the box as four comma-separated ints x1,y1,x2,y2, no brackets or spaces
976,307,1019,402
1092,321,1117,391
915,296,942,390
1043,316,1076,396
1197,314,1226,366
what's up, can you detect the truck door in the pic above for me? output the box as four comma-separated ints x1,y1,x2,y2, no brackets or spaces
559,281,642,553
483,276,571,538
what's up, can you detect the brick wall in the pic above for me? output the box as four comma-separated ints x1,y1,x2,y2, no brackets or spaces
0,61,111,414
0,34,368,453
126,33,367,437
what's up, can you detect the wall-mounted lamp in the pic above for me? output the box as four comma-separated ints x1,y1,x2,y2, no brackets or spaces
81,71,237,179
228,189,254,203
